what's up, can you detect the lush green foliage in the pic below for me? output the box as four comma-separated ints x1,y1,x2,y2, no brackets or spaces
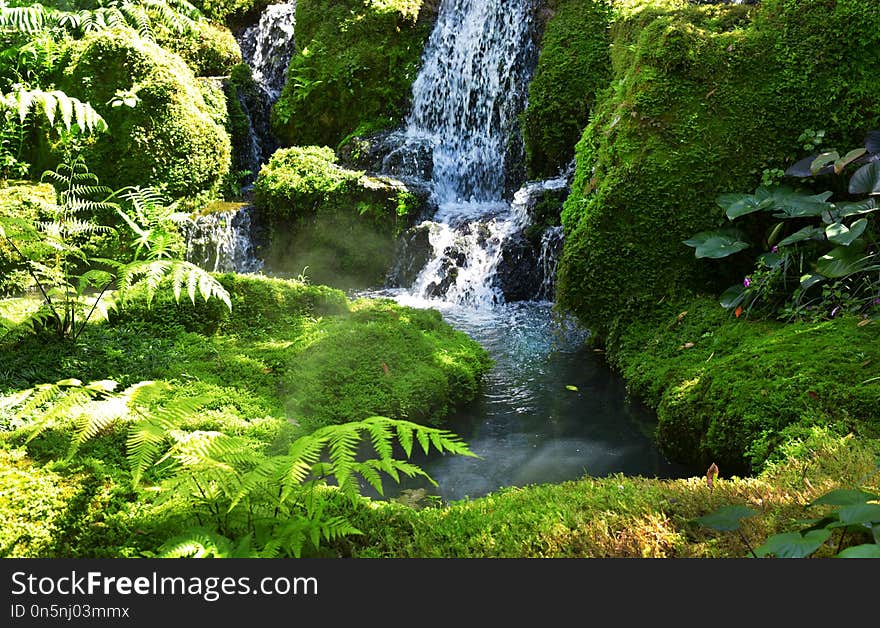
0,273,493,557
271,0,434,148
0,0,203,42
556,0,880,338
0,85,107,179
698,483,880,558
521,0,613,178
685,131,880,321
3,376,474,557
253,146,423,288
0,180,54,295
54,29,232,198
0,158,230,341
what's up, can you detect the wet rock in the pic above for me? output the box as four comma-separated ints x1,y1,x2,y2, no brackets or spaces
387,224,433,288
496,233,542,302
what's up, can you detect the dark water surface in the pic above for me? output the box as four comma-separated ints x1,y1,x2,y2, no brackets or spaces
360,293,693,501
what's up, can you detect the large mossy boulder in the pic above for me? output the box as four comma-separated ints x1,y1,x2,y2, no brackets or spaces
55,29,232,199
555,0,880,338
271,0,436,149
253,145,427,288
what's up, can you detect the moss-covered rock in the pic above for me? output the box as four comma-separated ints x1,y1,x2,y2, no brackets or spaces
522,0,614,178
253,145,425,288
605,296,880,474
556,0,880,338
271,0,436,149
155,20,242,77
284,299,493,429
55,29,232,199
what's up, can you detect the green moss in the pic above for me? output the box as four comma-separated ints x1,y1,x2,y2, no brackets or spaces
285,299,492,429
604,296,880,474
522,0,614,178
271,0,435,148
155,20,243,77
54,29,232,199
556,0,880,338
253,146,422,288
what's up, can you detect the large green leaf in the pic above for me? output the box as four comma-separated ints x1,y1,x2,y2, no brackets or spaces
778,226,825,247
718,193,773,220
834,198,879,219
764,187,834,218
800,273,826,290
694,505,757,532
719,284,747,309
755,529,832,558
849,162,880,195
809,488,880,507
815,245,868,278
683,231,750,259
837,503,880,526
826,218,867,246
837,544,880,558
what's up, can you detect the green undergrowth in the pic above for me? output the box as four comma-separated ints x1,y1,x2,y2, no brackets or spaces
253,146,424,288
604,297,880,475
271,0,435,148
49,29,232,199
324,427,880,557
0,274,491,557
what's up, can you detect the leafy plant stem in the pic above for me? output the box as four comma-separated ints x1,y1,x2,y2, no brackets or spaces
738,529,758,558
72,281,112,343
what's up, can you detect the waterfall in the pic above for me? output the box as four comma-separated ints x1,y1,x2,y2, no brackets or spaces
405,0,534,205
184,206,263,274
234,1,297,169
237,2,297,103
391,0,545,307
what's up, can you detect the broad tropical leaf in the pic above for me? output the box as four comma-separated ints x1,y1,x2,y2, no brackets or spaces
755,529,832,558
683,230,750,259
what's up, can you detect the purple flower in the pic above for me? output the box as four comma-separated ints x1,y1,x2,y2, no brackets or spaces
830,306,841,318
771,246,779,253
873,298,880,306
743,277,752,288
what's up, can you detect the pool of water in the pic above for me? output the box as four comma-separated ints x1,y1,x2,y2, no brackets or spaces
358,292,693,501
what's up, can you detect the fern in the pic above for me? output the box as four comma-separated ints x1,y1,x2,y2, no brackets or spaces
3,373,474,558
0,87,107,134
157,528,234,558
0,0,203,40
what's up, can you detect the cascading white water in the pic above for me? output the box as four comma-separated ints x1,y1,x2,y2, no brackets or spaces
400,0,539,307
405,0,534,205
238,2,297,103
184,206,263,274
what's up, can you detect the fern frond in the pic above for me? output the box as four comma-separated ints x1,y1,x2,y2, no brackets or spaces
158,529,233,558
0,5,49,33
68,393,129,458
